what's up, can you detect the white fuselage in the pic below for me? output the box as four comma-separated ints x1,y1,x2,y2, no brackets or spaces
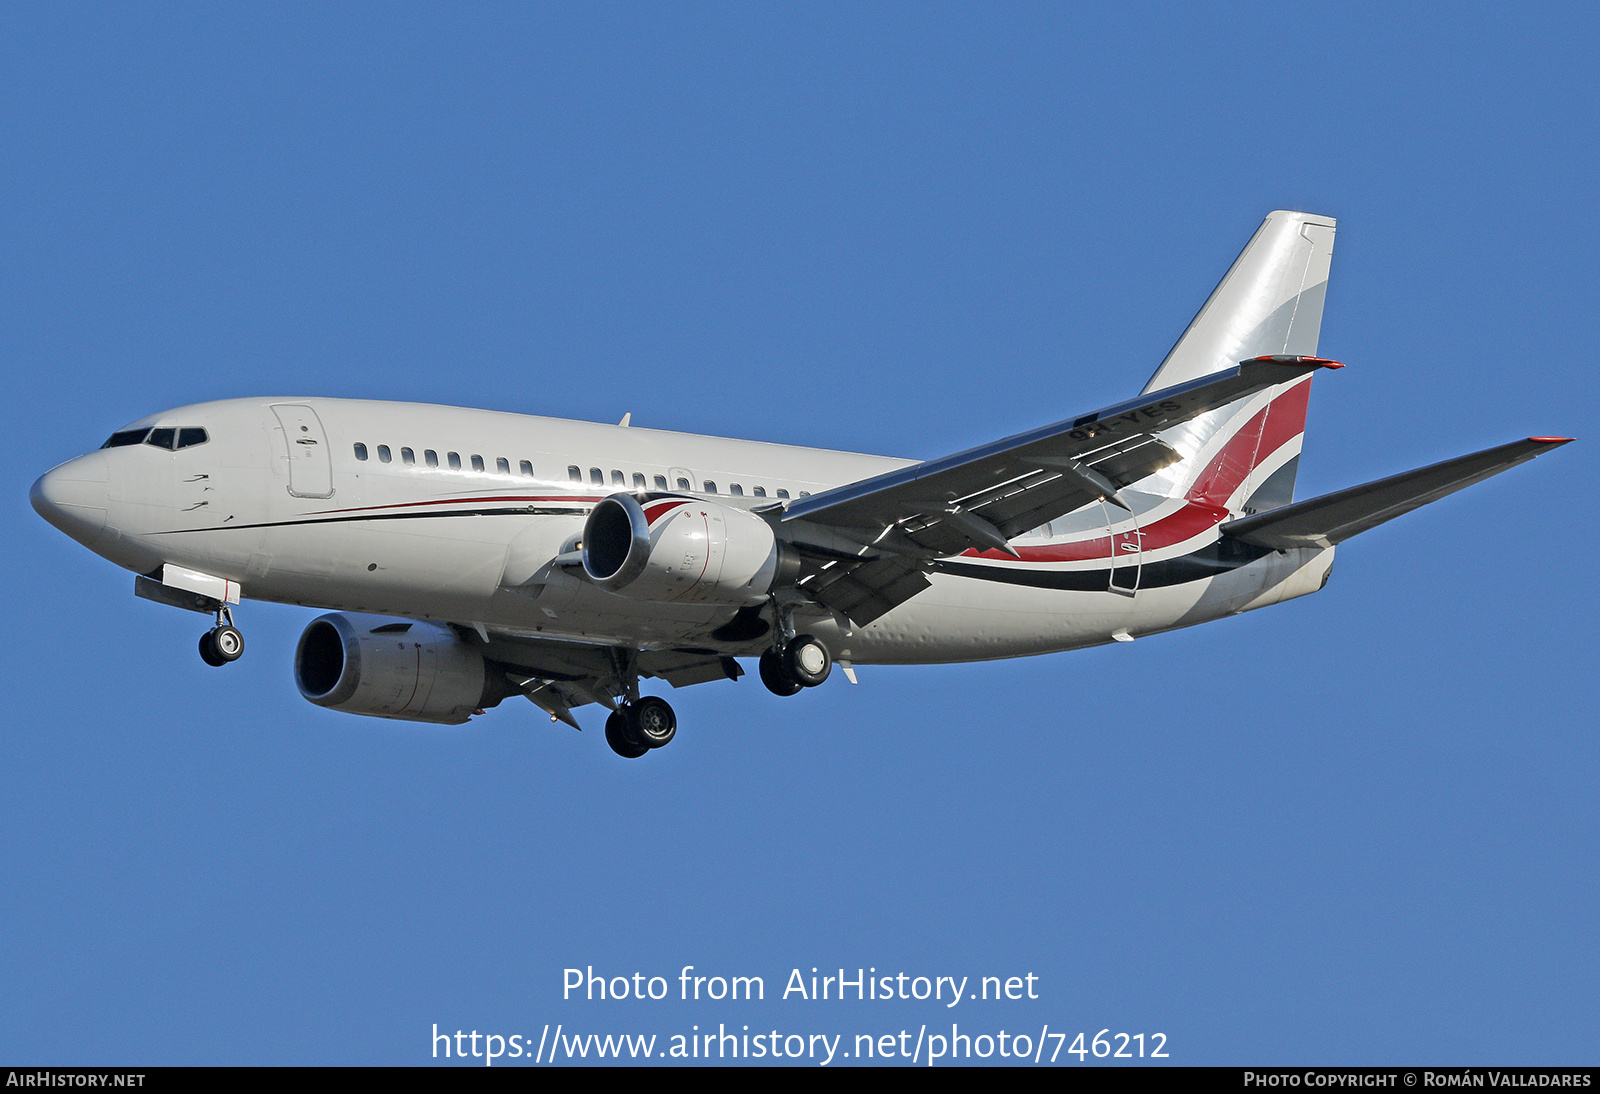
35,397,1333,665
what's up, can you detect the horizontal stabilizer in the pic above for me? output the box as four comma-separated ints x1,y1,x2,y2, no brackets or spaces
1222,437,1572,549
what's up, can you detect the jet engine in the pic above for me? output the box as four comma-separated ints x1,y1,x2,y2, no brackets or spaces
582,494,798,605
294,612,509,725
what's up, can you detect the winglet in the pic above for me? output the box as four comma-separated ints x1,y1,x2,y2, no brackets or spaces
1245,354,1343,369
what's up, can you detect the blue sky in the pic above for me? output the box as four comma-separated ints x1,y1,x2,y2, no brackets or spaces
4,2,1596,1066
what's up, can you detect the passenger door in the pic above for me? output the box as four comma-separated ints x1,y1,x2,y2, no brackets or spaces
271,404,334,499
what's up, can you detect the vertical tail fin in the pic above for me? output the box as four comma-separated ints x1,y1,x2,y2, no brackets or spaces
1144,210,1337,393
1142,211,1337,514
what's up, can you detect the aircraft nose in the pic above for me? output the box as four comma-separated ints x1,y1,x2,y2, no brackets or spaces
31,453,111,547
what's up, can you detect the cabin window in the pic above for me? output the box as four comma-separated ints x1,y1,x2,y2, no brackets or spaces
677,476,690,491
520,460,534,476
377,445,392,463
610,469,624,486
799,490,810,497
176,428,208,449
776,489,790,499
470,454,485,472
424,450,438,467
401,447,415,465
496,457,510,475
590,468,604,485
353,443,368,461
752,486,766,497
447,452,461,470
703,481,717,494
568,465,582,482
730,483,744,496
655,475,669,490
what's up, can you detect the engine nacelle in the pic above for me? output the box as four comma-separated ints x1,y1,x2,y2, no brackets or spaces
582,494,797,605
294,612,506,725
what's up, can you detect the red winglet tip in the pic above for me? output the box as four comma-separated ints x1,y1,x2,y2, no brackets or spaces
1529,436,1574,444
1247,354,1344,368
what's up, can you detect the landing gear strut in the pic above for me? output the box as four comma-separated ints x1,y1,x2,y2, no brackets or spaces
760,633,831,695
604,696,679,759
198,606,244,667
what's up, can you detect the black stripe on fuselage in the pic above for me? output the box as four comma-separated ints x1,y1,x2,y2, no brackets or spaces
154,505,589,535
931,538,1275,591
153,491,707,536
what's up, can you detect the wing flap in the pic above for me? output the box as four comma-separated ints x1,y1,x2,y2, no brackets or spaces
770,356,1339,621
784,356,1339,551
799,555,932,625
888,437,1178,555
474,630,745,726
636,649,743,688
509,676,586,728
1222,437,1572,549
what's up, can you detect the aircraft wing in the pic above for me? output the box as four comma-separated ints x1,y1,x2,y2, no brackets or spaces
469,627,741,729
1221,436,1572,549
779,355,1341,622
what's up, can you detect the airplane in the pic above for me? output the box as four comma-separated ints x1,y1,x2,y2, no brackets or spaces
30,210,1571,758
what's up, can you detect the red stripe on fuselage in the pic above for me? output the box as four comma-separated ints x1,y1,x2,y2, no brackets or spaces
310,494,603,515
966,500,1231,563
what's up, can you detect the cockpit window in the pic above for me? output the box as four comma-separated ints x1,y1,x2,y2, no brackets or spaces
103,426,206,450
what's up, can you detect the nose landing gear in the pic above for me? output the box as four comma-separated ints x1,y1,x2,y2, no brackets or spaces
198,606,245,667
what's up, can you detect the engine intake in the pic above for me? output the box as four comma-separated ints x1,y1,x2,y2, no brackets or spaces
582,493,796,605
294,612,509,725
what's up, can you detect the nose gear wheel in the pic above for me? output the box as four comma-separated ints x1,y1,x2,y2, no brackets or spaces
199,607,245,667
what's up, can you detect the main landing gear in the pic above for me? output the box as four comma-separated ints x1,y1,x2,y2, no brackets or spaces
600,649,678,760
604,696,678,759
594,631,828,758
759,633,831,696
197,605,245,667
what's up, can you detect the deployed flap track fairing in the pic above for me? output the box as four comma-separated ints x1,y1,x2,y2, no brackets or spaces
29,210,1571,758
